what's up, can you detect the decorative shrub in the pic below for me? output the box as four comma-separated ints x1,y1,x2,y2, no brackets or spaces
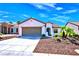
54,35,62,42
54,34,59,37
41,34,46,39
42,34,46,37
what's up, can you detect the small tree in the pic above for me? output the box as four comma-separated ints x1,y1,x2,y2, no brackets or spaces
9,21,13,24
17,21,21,24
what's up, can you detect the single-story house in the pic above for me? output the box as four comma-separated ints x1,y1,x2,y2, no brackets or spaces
17,18,61,37
66,22,79,35
0,18,61,37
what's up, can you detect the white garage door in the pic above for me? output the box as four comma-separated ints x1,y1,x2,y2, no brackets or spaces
22,27,41,37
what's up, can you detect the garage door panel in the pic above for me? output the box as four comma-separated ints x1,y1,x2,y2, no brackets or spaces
22,27,41,36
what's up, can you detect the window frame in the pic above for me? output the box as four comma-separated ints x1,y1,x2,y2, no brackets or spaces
53,28,58,33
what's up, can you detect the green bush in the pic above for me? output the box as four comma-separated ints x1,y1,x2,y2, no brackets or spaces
41,34,46,39
42,34,46,37
54,34,59,37
54,35,62,42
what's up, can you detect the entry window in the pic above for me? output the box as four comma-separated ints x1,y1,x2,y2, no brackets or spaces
54,29,58,33
11,28,13,33
16,28,18,32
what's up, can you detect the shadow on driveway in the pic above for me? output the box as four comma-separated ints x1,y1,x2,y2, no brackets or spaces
19,36,41,40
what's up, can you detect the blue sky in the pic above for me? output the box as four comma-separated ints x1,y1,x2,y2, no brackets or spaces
0,3,79,26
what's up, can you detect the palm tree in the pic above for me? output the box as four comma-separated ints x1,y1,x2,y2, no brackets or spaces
66,27,75,37
61,26,75,38
61,26,67,38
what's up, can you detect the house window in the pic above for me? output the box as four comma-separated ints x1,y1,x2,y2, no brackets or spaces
16,28,18,33
11,28,13,33
54,29,58,33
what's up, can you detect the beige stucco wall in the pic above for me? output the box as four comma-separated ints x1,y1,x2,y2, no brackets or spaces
46,23,54,36
18,19,45,36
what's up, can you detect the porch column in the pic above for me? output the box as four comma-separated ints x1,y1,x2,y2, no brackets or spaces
51,28,54,36
18,26,22,36
58,28,61,35
7,26,8,34
10,28,11,34
41,26,46,35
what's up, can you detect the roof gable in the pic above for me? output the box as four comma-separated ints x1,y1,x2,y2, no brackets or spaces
66,22,79,27
19,18,45,27
18,18,60,27
19,18,45,24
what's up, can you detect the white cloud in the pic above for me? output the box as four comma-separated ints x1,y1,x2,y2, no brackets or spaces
32,3,56,11
22,14,30,18
63,9,78,14
32,4,47,10
18,14,30,19
32,3,64,11
0,11,9,14
12,16,16,17
0,19,3,21
0,19,8,22
3,15,9,18
52,14,58,16
43,3,56,8
56,7,63,10
39,13,48,18
50,16,70,23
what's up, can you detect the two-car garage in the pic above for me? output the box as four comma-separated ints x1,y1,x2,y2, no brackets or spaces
22,27,41,37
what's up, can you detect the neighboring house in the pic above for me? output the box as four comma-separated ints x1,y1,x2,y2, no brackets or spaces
66,22,79,35
0,22,18,34
0,18,61,37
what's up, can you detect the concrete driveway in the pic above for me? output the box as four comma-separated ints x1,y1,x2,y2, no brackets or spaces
0,37,40,56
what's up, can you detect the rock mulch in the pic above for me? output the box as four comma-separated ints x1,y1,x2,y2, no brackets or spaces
0,34,17,41
33,38,79,55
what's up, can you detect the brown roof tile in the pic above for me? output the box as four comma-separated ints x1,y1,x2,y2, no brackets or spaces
46,22,60,28
67,22,79,27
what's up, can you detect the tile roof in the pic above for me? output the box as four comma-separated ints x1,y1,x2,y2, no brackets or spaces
52,24,60,28
69,22,79,26
46,22,60,28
